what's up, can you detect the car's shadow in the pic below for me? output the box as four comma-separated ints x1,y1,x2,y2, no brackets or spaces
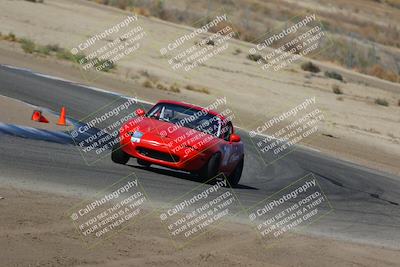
127,163,258,190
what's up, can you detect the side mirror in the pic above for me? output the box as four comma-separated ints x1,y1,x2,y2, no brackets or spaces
229,134,241,143
135,108,145,117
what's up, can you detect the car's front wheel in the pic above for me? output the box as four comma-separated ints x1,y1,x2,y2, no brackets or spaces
111,143,130,164
198,153,221,182
228,158,244,187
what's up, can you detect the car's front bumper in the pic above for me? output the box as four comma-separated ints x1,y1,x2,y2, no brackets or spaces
120,138,209,172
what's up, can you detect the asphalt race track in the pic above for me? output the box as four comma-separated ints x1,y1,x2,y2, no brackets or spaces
0,64,399,248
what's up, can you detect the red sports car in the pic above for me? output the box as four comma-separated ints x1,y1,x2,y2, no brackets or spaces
111,100,244,186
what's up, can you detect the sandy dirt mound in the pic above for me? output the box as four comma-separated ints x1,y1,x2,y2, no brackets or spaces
0,0,399,176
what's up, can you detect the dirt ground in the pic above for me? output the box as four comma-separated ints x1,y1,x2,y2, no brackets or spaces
0,186,399,267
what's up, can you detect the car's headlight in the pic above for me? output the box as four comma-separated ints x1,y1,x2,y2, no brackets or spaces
130,131,143,143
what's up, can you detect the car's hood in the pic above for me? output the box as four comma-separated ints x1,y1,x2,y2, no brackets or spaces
124,117,220,150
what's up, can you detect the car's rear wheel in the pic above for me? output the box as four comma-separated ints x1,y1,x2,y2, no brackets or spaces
111,143,130,164
228,158,244,187
198,153,221,182
137,158,151,167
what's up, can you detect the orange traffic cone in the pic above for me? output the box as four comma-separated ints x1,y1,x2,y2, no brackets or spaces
31,110,41,121
31,110,49,123
57,107,67,126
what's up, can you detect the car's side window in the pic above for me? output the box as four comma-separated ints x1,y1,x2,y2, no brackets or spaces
147,105,161,119
223,122,233,141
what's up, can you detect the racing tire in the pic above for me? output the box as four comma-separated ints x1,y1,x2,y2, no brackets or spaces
199,153,221,182
137,158,151,167
111,143,130,165
228,158,244,187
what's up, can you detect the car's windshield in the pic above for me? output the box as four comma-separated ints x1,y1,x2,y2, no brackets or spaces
146,103,222,137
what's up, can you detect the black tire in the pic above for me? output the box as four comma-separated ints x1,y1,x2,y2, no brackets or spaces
137,158,151,167
111,143,130,164
199,153,221,182
228,158,244,187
